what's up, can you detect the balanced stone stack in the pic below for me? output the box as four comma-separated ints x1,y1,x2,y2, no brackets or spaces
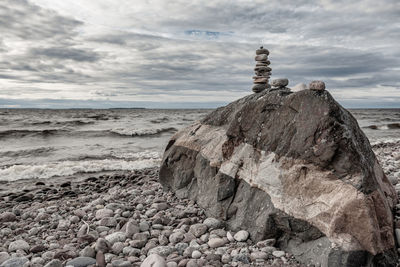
252,47,271,93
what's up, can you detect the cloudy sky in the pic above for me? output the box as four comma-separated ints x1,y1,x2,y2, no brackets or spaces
0,0,399,108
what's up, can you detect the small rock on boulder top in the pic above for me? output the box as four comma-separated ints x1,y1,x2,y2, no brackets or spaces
159,89,397,266
271,78,289,88
309,80,326,90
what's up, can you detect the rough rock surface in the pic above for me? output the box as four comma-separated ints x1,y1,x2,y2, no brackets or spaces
159,89,398,266
309,80,326,90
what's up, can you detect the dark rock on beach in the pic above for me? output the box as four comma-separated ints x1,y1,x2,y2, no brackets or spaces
159,89,398,266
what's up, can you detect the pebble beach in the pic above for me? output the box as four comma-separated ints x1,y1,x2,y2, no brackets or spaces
1,140,399,267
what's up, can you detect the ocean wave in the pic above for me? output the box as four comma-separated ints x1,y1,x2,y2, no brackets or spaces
64,151,162,161
31,120,94,126
364,123,400,130
110,127,178,137
0,129,68,138
150,117,170,123
0,158,160,181
0,147,56,158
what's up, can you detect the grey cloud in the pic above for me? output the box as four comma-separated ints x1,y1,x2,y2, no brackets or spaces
0,0,399,107
0,0,82,42
29,47,101,62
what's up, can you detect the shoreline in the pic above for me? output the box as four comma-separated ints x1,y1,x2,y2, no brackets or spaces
0,168,303,266
0,141,399,266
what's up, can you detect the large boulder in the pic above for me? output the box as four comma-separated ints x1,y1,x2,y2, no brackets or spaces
159,89,398,266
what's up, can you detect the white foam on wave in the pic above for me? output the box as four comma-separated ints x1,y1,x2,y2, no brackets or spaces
110,127,177,136
0,158,161,182
110,151,161,160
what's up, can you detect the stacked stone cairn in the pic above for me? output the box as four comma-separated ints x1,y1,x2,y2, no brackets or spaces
252,47,272,93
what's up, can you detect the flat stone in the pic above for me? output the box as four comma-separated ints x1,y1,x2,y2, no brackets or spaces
208,238,227,248
66,256,97,267
252,84,266,93
141,254,166,267
99,217,117,227
30,244,47,253
233,230,249,242
255,54,268,61
256,61,270,66
112,259,131,267
31,257,45,265
272,250,285,258
253,77,269,84
105,232,126,245
255,70,271,76
58,219,71,230
271,78,289,88
203,218,221,230
0,252,10,265
250,251,268,260
254,66,272,72
96,208,114,219
309,80,326,90
148,246,176,257
8,240,30,252
191,250,201,259
189,224,208,237
169,231,185,244
0,212,16,222
256,48,269,55
139,221,150,232
80,246,96,258
125,221,140,237
0,257,29,267
112,242,124,254
44,259,63,267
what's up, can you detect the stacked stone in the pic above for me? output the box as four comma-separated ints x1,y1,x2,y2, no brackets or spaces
271,78,289,90
252,47,272,93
